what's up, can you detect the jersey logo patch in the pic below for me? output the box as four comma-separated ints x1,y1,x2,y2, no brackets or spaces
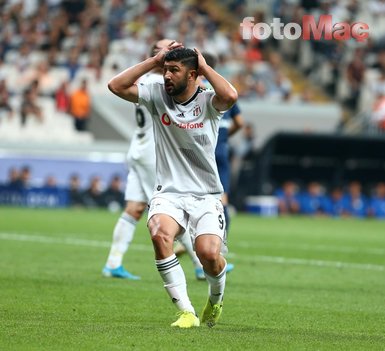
193,105,202,117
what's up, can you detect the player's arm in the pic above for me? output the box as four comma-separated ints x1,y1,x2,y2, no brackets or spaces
194,48,238,111
229,113,244,136
108,41,182,103
107,57,158,103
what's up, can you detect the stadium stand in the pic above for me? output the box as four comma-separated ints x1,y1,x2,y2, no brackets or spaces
1,0,384,217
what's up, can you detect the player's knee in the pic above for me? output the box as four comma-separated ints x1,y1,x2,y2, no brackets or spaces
125,202,146,221
148,216,173,247
196,246,219,265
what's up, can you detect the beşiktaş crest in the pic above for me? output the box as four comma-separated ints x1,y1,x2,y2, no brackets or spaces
193,105,202,117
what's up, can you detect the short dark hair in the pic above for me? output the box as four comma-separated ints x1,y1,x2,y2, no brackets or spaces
164,48,198,71
202,52,217,69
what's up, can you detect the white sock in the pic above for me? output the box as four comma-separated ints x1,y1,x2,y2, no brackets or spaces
106,212,137,269
178,231,203,269
204,262,227,305
156,254,195,313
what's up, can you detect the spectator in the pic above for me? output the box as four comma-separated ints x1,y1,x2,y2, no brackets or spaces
87,47,103,81
324,186,346,217
345,49,366,111
244,39,263,63
254,80,270,100
0,79,13,120
275,180,301,215
20,87,43,126
82,176,104,208
31,60,57,96
19,166,32,189
368,182,385,219
299,181,328,215
68,174,83,207
15,43,33,72
102,175,125,210
65,49,81,81
48,8,70,50
107,0,126,40
271,70,293,101
55,81,70,112
370,90,385,132
343,181,368,218
69,78,91,131
6,167,22,188
43,175,58,189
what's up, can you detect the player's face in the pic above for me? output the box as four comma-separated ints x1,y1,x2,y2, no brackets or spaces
163,61,190,96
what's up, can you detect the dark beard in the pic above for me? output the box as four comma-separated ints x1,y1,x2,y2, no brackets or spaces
166,81,188,96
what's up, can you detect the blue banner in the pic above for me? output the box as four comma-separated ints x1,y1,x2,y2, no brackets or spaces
0,186,69,208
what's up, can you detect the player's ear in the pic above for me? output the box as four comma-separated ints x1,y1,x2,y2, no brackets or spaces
189,69,198,81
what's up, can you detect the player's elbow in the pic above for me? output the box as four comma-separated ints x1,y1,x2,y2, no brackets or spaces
107,78,121,95
229,89,238,105
223,89,238,109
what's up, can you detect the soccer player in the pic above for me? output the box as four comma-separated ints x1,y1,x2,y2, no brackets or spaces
102,39,174,280
108,42,238,328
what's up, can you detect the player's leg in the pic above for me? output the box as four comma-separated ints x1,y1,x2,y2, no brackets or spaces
196,234,227,328
177,229,205,280
190,196,228,327
103,168,146,280
103,201,145,279
147,197,199,328
217,152,235,274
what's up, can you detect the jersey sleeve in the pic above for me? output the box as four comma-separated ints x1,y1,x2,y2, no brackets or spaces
206,90,225,119
137,83,155,115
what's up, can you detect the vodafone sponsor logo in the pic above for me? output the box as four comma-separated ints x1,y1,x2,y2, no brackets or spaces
161,113,171,126
175,121,204,129
160,113,204,129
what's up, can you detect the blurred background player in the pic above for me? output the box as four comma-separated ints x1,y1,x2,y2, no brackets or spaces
275,180,301,215
174,52,242,279
102,38,174,280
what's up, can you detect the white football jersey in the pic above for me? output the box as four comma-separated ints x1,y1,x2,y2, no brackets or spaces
138,83,224,196
127,73,163,166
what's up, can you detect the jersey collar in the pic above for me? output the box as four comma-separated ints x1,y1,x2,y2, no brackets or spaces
174,87,202,106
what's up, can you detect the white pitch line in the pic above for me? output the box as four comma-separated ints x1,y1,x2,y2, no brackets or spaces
236,241,385,255
0,232,152,252
238,255,385,272
0,232,384,272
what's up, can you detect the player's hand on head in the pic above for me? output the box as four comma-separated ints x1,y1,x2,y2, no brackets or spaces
154,41,184,67
194,48,207,76
168,41,183,50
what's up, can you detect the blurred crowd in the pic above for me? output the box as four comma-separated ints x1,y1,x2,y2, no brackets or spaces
3,165,384,219
0,0,316,134
275,179,385,219
1,0,385,131
273,0,385,132
3,165,126,209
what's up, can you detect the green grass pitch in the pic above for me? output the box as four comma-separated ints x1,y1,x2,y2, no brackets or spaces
0,207,384,350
